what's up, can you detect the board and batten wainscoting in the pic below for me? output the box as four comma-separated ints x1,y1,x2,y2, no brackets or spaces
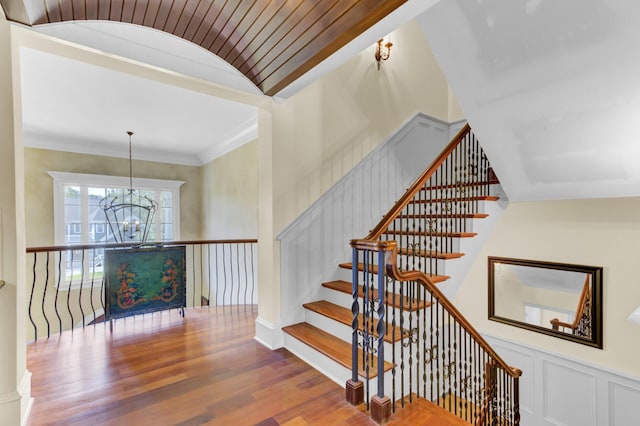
483,334,640,426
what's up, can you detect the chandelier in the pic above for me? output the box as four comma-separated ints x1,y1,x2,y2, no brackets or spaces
100,131,157,244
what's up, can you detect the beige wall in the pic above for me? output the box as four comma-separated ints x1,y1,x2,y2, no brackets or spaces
455,198,640,377
271,20,460,233
201,140,257,239
0,15,29,424
24,147,203,246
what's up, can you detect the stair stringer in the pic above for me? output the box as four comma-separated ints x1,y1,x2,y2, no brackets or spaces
277,114,462,329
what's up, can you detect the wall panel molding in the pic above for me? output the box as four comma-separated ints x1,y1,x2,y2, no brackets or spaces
484,334,640,426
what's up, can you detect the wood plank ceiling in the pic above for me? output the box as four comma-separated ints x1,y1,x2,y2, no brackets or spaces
1,0,407,96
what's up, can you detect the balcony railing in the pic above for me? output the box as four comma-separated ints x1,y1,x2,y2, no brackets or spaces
26,239,258,342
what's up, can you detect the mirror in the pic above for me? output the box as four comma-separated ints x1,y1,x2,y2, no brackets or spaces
488,257,603,349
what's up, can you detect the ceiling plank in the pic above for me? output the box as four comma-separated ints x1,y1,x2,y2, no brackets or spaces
1,0,407,96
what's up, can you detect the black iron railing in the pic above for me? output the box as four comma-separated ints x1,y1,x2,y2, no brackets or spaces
368,123,497,279
26,239,257,341
347,125,521,425
350,240,521,425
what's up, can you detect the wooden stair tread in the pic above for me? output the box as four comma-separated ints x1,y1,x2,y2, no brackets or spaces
303,300,408,343
282,322,392,379
322,280,434,312
338,263,450,284
397,248,464,260
418,179,500,191
383,230,477,238
397,213,489,219
410,195,499,204
389,396,471,426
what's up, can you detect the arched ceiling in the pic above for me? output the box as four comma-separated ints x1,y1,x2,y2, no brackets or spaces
0,0,407,96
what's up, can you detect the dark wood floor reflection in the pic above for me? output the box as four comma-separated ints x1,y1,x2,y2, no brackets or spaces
26,306,375,426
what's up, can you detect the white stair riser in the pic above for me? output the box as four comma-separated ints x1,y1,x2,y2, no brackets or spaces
320,286,447,329
304,309,399,356
284,333,403,401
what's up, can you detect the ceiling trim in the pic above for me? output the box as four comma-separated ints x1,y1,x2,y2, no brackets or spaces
197,117,257,165
24,128,203,166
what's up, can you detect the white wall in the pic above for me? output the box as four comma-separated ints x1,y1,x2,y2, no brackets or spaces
455,198,640,424
201,140,257,240
278,114,453,327
254,19,464,344
24,147,204,246
271,19,462,235
0,15,31,425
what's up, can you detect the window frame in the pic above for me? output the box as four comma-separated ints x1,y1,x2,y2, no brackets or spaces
49,171,184,245
49,171,185,289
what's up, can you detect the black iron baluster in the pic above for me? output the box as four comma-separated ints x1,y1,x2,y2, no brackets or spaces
408,281,414,401
399,273,405,405
250,243,255,304
375,249,386,402
215,244,220,306
430,292,435,402
222,244,227,306
235,244,240,305
90,248,96,325
99,265,105,320
350,246,360,399
422,283,427,399
43,252,51,337
389,276,397,412
191,245,196,308
243,243,249,306
363,250,371,409
207,244,212,307
199,244,204,306
78,249,85,328
28,253,38,341
67,250,75,332
453,319,458,418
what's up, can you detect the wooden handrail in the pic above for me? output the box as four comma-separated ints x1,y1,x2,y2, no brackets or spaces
550,275,591,331
351,238,522,379
366,123,471,240
26,239,258,253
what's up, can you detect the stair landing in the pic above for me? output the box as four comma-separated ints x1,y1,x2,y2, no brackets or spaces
387,398,471,425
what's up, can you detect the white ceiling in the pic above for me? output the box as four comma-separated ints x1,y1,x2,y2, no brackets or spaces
418,0,640,201
19,0,435,167
20,23,259,166
21,0,631,203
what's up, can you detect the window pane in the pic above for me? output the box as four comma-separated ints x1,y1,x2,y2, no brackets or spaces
162,223,173,241
64,185,81,244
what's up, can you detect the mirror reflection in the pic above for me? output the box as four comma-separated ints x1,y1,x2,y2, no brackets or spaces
488,257,603,349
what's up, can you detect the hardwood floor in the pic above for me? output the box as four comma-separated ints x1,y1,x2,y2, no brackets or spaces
26,306,465,425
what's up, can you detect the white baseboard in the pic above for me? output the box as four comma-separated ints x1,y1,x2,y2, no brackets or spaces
0,369,32,426
19,370,32,426
254,316,284,349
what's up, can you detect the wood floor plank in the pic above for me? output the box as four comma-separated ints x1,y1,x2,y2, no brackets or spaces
27,305,467,426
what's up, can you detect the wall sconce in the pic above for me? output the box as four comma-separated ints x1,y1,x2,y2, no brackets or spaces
375,37,393,70
629,306,640,325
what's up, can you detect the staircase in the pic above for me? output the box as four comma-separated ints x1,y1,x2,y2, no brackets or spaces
283,125,521,425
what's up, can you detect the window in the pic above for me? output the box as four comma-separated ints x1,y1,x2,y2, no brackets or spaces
49,171,184,287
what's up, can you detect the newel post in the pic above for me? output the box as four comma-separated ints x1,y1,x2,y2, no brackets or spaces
370,246,391,424
346,245,364,405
